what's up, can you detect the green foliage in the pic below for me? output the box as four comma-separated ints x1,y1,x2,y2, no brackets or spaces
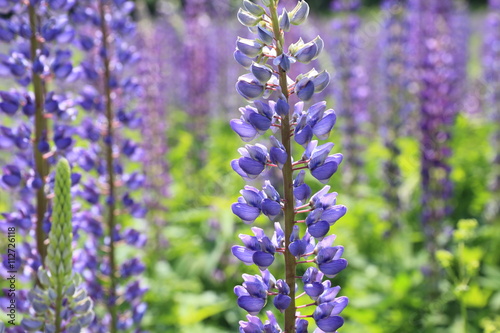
3,105,497,331
127,101,500,333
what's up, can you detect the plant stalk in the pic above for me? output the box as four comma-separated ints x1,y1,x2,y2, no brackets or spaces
270,2,296,332
28,3,48,266
54,285,63,333
99,1,118,331
461,300,467,333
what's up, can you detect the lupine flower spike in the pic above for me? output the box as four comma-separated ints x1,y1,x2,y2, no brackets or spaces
329,0,368,187
0,0,96,315
231,1,348,332
21,159,94,333
484,0,500,221
408,0,464,288
73,1,148,330
379,0,408,234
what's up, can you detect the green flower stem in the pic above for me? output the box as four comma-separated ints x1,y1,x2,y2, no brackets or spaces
269,2,296,332
98,1,118,331
461,300,467,333
458,241,468,333
48,158,73,333
28,2,49,268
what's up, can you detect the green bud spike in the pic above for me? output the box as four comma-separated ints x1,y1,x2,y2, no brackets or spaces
47,158,73,286
22,158,94,332
48,158,73,333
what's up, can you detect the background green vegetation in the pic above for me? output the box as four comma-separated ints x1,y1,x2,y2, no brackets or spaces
137,107,500,332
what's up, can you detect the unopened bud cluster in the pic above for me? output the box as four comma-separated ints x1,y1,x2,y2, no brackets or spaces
21,159,94,333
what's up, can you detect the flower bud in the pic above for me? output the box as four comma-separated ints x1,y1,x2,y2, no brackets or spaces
312,70,330,92
273,54,294,72
294,36,323,64
261,198,282,220
236,74,265,100
234,50,255,68
37,269,50,288
274,98,289,117
47,158,73,284
243,0,266,16
45,324,56,333
289,38,304,55
313,35,324,54
21,319,44,331
290,1,310,25
78,311,95,327
66,322,82,333
279,9,290,32
251,63,273,83
308,220,330,238
273,293,291,312
294,42,318,64
236,37,263,58
257,25,274,45
295,121,313,147
248,111,271,133
238,8,261,27
269,137,287,169
295,78,315,101
296,319,309,333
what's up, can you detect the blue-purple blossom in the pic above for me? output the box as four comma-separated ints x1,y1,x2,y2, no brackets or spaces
295,102,337,146
231,1,349,331
328,2,369,186
234,271,273,314
293,170,312,202
289,226,314,257
317,246,348,278
378,0,410,235
273,279,292,312
312,302,346,332
239,310,282,333
232,144,270,179
408,0,466,278
232,227,277,269
0,0,97,321
303,267,326,299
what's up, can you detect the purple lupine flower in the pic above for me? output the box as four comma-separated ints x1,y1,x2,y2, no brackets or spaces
239,311,283,333
312,301,347,332
329,1,369,187
178,0,217,163
59,1,148,331
274,279,292,312
484,0,500,220
232,226,278,269
378,0,409,234
408,0,467,281
289,226,314,257
0,1,94,324
231,1,349,331
234,270,272,315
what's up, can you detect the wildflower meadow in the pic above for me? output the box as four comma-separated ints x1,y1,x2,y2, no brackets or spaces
0,0,499,332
